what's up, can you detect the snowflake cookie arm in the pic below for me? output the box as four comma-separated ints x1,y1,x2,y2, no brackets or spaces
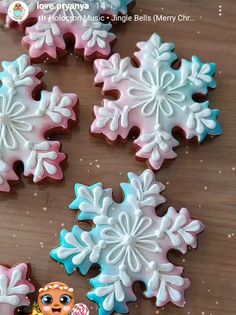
0,54,78,191
69,182,113,224
91,54,139,141
156,207,204,254
74,21,116,59
51,225,107,275
0,263,35,315
23,21,66,61
88,273,137,315
121,169,166,211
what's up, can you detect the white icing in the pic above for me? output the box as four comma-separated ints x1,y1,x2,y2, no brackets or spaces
82,21,110,49
136,33,176,66
96,101,130,131
95,274,126,311
101,210,160,272
138,124,175,162
185,102,216,134
57,231,106,265
155,207,201,247
26,142,58,179
0,94,33,150
128,68,186,118
100,54,130,83
129,169,164,207
2,55,35,94
78,185,113,224
39,87,73,123
0,269,30,306
30,22,61,49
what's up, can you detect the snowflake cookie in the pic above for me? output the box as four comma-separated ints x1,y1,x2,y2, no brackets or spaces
51,169,204,315
91,33,222,170
0,54,77,192
0,0,134,63
0,263,35,315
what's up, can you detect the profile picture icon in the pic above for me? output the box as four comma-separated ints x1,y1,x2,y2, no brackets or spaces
31,282,90,315
8,1,29,22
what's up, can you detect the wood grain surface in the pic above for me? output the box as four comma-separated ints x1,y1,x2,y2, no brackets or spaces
0,1,236,314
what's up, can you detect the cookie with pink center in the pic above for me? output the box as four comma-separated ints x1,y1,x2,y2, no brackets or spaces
0,263,35,315
0,0,135,63
91,33,222,170
0,54,78,192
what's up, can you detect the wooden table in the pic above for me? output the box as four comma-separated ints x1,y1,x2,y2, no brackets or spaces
0,0,235,314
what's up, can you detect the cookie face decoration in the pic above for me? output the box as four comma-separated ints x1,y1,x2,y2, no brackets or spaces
0,54,78,192
0,263,35,315
0,0,134,63
51,169,204,315
91,33,222,170
37,282,75,315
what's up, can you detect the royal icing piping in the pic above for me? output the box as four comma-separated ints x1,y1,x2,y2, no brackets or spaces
0,54,78,191
0,263,35,315
91,33,222,170
51,169,204,315
0,0,134,61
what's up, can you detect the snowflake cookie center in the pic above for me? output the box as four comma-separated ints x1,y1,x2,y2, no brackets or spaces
151,85,166,100
0,114,10,126
122,234,135,246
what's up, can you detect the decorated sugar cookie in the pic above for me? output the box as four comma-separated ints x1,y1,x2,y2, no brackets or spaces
0,54,78,192
0,0,134,63
91,33,222,170
0,263,35,315
51,169,204,315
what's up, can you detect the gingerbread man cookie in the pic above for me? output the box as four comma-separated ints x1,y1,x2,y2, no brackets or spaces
91,33,222,170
